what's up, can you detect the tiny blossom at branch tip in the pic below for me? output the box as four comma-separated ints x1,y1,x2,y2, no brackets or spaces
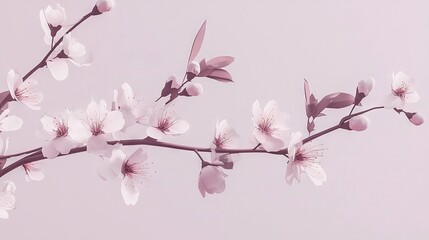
405,112,424,126
39,4,66,43
95,0,116,14
0,181,16,219
187,61,201,76
355,78,375,105
98,148,151,206
182,82,203,97
146,105,190,140
7,69,43,110
198,149,228,197
286,131,326,186
251,100,290,152
384,71,419,109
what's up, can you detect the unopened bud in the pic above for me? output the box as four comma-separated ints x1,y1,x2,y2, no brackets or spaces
406,112,424,126
348,115,370,131
183,82,203,96
187,61,201,75
95,0,116,14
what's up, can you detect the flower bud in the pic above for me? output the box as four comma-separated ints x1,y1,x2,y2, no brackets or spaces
348,115,370,131
406,112,424,126
357,78,375,96
187,61,201,75
95,0,116,14
184,82,203,96
165,75,180,89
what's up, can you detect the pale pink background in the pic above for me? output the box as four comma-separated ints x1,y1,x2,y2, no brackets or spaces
1,0,428,239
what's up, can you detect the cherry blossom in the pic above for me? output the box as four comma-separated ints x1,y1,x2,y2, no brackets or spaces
47,33,92,81
0,181,16,219
286,131,326,186
0,109,23,132
348,115,370,131
252,100,289,152
99,148,150,206
384,72,419,109
198,150,228,197
68,99,124,154
213,119,238,148
23,162,45,182
146,105,190,140
7,69,43,110
95,0,116,14
40,110,76,159
39,4,66,44
113,83,147,131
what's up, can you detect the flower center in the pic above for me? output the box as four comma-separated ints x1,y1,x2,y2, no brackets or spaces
90,122,104,136
295,144,323,162
258,116,274,134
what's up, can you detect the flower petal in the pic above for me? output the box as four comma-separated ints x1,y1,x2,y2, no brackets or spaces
146,127,164,140
383,94,404,109
405,92,420,103
167,119,190,135
52,137,75,155
42,142,60,159
103,111,125,133
47,58,69,81
121,176,139,206
0,115,23,132
87,135,109,154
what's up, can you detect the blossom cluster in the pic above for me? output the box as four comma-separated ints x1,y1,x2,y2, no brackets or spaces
0,0,424,220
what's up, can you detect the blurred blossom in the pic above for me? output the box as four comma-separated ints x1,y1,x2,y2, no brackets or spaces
113,83,148,131
286,131,326,186
213,119,238,148
98,148,151,206
198,150,228,197
384,72,419,109
348,115,370,131
0,109,23,132
23,162,45,182
68,99,124,154
40,109,76,159
251,100,289,152
146,105,190,140
0,181,16,219
7,69,43,110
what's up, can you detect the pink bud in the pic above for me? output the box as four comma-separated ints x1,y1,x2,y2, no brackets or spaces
349,115,370,131
357,78,375,96
409,113,424,126
165,75,180,89
96,0,116,13
187,61,201,75
184,82,203,96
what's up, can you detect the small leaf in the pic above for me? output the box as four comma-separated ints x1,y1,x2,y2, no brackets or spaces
207,56,234,68
325,92,355,109
307,120,315,133
207,69,233,82
188,21,207,63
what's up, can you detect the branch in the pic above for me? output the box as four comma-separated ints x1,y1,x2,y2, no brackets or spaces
0,106,386,179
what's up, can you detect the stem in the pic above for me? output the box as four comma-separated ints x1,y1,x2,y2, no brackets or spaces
348,104,356,116
0,11,95,111
0,106,386,178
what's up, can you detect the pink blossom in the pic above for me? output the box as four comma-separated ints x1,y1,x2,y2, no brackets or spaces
23,162,45,182
0,181,16,219
7,69,43,110
41,110,76,159
0,109,23,132
39,4,66,43
47,33,92,81
348,115,370,131
187,61,201,75
68,99,124,154
113,83,148,131
99,148,150,206
286,132,326,186
252,100,289,152
146,105,190,140
95,0,116,13
198,150,228,197
213,119,238,148
384,72,419,109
